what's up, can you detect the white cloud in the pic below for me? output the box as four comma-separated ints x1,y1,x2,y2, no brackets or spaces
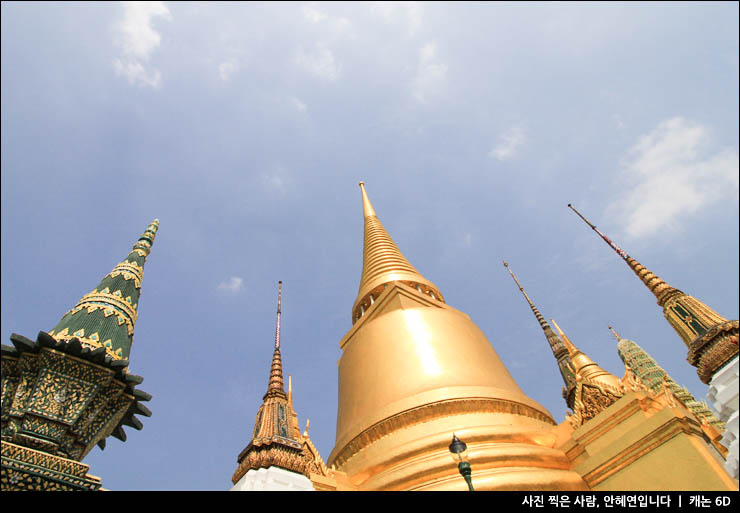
489,126,526,161
218,59,239,81
295,4,352,83
296,43,341,81
261,168,291,197
218,276,244,294
291,97,307,112
370,1,422,37
610,117,739,239
302,3,352,35
113,1,171,88
412,42,447,104
302,3,328,24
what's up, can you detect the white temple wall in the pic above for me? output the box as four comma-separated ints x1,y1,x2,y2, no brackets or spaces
707,355,739,480
231,466,315,491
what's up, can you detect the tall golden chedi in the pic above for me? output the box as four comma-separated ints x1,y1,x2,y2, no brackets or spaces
325,183,588,490
1,220,158,491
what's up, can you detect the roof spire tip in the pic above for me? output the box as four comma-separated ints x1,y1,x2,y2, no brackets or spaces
359,181,376,218
608,326,621,341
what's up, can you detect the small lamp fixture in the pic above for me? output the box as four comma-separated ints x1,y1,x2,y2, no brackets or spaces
448,434,474,491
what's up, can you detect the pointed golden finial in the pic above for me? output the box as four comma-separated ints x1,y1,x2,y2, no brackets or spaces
551,318,623,388
288,374,293,408
275,281,282,349
608,326,621,342
352,182,443,323
550,318,578,356
359,181,376,217
265,281,286,399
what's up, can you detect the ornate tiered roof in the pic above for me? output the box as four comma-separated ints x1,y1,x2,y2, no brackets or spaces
49,219,159,361
232,283,327,484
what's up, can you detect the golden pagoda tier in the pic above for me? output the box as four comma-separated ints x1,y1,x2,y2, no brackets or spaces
326,183,588,491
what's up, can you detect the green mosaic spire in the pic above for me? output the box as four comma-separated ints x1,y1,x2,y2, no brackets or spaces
49,220,159,361
612,327,725,432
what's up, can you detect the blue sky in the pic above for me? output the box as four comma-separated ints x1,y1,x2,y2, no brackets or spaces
1,2,738,490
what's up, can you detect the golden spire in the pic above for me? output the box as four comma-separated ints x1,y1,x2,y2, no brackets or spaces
608,326,621,341
264,281,286,400
551,318,625,428
503,261,576,408
353,182,444,323
567,204,680,306
232,282,328,485
359,181,377,217
550,318,578,356
568,204,738,384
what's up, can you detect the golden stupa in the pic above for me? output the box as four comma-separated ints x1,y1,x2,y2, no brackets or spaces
228,184,736,492
325,183,588,491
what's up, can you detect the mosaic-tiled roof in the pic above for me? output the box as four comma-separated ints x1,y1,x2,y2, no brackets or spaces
49,220,159,361
613,328,725,431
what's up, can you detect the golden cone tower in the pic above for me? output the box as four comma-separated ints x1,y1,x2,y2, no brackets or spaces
567,204,738,384
352,182,444,323
327,183,588,491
